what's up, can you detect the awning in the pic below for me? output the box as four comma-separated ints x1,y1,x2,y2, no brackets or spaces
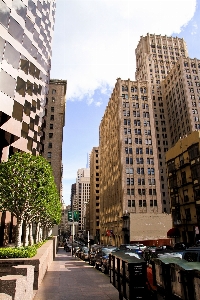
167,228,180,238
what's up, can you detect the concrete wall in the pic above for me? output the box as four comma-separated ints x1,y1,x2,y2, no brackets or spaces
0,236,57,290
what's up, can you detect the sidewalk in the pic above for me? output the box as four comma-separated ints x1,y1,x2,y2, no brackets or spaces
33,247,119,300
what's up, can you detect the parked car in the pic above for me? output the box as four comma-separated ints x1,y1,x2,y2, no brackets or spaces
95,246,119,272
65,244,72,252
119,244,131,250
81,247,89,261
78,246,88,259
182,246,200,262
88,245,102,266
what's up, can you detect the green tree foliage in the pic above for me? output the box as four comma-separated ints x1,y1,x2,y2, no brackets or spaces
0,152,61,247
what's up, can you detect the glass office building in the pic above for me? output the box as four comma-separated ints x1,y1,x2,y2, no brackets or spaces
0,0,56,161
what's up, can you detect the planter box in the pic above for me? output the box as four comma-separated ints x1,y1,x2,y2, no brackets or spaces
0,236,57,290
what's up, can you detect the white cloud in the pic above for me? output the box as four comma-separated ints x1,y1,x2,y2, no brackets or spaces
51,0,197,101
95,101,102,107
191,21,198,35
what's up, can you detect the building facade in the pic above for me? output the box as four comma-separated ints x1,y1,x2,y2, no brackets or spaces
89,147,100,243
76,168,90,233
99,78,163,246
0,0,56,245
135,34,188,213
166,131,200,244
42,79,67,199
0,0,56,162
163,57,200,147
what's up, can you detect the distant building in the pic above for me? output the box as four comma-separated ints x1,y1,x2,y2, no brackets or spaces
71,183,77,211
166,131,200,244
42,79,67,200
76,168,90,232
60,204,71,235
89,147,100,243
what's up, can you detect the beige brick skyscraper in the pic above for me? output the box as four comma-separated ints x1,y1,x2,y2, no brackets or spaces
99,78,162,245
135,34,188,213
42,79,67,200
89,147,100,243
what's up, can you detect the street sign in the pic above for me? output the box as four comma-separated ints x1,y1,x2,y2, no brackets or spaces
73,210,79,222
68,211,73,222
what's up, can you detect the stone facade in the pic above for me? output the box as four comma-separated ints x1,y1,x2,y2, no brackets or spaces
75,168,90,233
99,79,162,246
166,131,200,244
135,34,188,213
89,147,100,243
163,57,200,147
42,79,67,198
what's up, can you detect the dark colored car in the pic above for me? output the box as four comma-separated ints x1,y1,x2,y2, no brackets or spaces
119,244,131,250
88,245,102,266
78,246,88,259
95,246,119,272
81,247,89,261
182,246,200,262
65,244,72,252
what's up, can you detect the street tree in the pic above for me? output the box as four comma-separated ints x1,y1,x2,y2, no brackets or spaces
0,152,61,247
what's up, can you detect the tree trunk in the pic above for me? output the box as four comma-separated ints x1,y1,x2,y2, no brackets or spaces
42,226,46,240
29,222,33,245
15,218,23,247
23,220,29,247
35,222,39,244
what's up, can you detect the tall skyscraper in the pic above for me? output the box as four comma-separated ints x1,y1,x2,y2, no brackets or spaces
89,147,100,243
99,79,163,245
135,33,189,213
76,168,90,232
0,0,56,245
0,0,56,161
163,57,200,147
42,79,67,200
99,34,194,245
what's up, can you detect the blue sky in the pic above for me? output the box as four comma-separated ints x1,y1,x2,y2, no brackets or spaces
50,0,200,205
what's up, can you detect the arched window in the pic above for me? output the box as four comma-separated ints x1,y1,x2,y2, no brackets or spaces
52,97,55,102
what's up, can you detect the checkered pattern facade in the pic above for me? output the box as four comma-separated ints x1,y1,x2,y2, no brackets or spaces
0,0,56,161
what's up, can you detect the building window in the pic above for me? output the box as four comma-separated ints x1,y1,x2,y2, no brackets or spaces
49,133,53,138
50,124,54,129
52,89,56,94
132,200,135,207
50,115,54,120
51,107,54,112
128,200,131,207
48,142,52,148
47,152,51,158
138,189,145,195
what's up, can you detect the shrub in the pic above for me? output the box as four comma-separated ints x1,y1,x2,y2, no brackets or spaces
0,240,47,258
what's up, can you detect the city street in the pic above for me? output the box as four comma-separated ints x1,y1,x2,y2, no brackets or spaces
33,247,120,300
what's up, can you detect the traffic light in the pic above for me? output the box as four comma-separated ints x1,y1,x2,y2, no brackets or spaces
68,211,73,222
73,210,79,222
